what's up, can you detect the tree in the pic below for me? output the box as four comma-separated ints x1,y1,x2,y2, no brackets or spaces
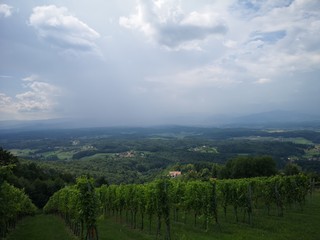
223,156,277,179
0,148,18,183
284,163,301,176
0,148,18,167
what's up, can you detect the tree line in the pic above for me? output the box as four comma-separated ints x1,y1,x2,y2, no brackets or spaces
0,147,75,208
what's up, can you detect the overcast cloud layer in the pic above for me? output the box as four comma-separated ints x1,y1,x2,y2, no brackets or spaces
0,0,320,125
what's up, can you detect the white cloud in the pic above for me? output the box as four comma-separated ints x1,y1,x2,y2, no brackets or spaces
22,74,38,82
140,63,243,113
2,0,320,122
0,75,13,79
16,80,60,112
0,93,14,114
147,64,239,89
119,0,227,50
29,5,100,53
215,0,320,82
224,40,238,49
255,78,272,84
134,0,320,113
0,75,61,119
0,4,13,18
137,0,320,77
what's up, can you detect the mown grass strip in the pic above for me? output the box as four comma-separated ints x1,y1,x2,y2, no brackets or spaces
6,214,77,240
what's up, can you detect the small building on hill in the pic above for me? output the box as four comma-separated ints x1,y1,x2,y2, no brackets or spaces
169,171,182,178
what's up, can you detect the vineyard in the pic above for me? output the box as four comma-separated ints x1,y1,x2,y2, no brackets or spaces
43,174,312,240
0,180,37,238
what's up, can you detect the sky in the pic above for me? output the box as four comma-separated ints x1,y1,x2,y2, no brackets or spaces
0,0,320,126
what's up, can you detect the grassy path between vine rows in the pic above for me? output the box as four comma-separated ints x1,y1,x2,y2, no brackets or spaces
6,214,77,240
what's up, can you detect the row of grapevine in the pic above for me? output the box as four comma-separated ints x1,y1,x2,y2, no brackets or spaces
43,176,99,240
0,181,37,239
44,174,310,240
97,179,221,238
97,179,172,239
97,174,310,239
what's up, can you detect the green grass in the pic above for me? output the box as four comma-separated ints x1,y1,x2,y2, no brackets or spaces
189,146,219,154
55,150,75,160
6,214,77,240
9,148,76,161
304,144,320,158
9,149,34,157
80,153,112,161
285,137,314,145
231,136,314,145
97,216,153,240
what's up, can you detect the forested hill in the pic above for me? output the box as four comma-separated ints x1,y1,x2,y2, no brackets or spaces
1,126,320,184
0,148,75,208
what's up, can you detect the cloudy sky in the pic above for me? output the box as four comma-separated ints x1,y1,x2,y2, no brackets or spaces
0,0,319,125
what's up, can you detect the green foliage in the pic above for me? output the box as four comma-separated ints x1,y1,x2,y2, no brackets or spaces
8,192,320,240
221,156,277,179
2,126,318,185
44,176,99,240
96,174,310,239
0,147,18,167
0,147,75,209
284,163,301,175
76,176,99,240
7,161,75,208
72,150,98,160
0,148,39,238
0,181,36,238
0,148,18,183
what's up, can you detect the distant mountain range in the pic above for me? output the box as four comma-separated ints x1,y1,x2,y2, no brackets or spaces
234,110,320,123
221,110,320,128
1,110,320,130
0,118,74,131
